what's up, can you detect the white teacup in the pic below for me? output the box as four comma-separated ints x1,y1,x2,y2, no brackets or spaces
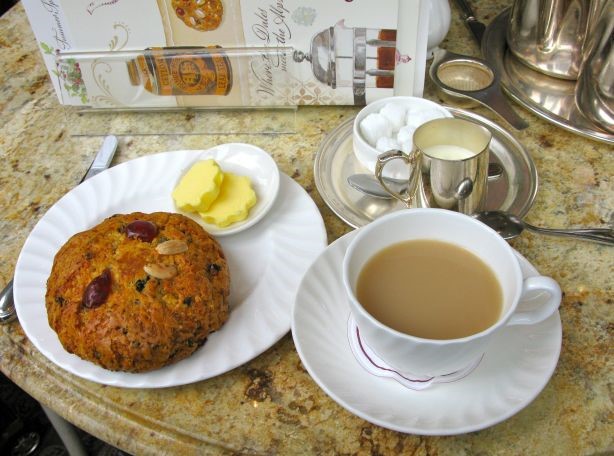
342,209,561,378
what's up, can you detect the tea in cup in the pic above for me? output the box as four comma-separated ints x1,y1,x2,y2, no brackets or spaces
375,118,492,215
342,209,561,378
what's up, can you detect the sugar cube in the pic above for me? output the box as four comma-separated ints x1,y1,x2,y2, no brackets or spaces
379,103,407,131
360,113,393,147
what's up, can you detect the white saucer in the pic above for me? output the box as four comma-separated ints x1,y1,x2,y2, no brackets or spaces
292,230,562,435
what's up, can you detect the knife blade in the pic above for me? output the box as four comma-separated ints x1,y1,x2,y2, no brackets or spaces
0,135,118,324
453,0,486,45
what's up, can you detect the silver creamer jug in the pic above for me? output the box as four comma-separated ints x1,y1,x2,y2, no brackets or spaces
507,0,607,80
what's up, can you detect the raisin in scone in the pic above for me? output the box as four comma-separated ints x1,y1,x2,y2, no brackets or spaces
45,212,230,373
172,0,224,31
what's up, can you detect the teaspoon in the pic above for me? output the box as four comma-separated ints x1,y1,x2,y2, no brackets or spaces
348,162,504,199
474,210,614,245
347,174,407,199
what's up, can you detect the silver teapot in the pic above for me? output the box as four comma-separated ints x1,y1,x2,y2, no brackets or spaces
507,0,608,80
576,2,614,133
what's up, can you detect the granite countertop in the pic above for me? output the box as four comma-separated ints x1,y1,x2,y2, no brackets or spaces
1,1,612,454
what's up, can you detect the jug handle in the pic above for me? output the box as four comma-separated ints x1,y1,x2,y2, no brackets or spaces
375,150,421,207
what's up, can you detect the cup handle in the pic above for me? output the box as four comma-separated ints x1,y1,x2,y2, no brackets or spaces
506,276,561,326
375,150,420,207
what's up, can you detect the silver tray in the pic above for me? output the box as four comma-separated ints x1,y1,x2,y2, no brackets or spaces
482,9,614,145
314,108,538,229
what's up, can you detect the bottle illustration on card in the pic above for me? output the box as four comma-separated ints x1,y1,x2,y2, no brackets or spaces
126,46,232,96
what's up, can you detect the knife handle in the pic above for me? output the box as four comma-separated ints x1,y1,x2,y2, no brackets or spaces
81,135,118,182
92,135,118,169
454,0,477,19
453,0,485,45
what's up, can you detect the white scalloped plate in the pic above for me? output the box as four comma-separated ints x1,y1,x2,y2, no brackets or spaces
13,151,326,388
292,231,562,435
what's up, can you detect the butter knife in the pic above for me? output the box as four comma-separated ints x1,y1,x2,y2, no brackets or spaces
0,135,118,324
453,0,486,45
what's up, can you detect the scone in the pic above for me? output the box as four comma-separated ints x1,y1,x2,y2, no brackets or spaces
172,0,224,31
45,212,230,373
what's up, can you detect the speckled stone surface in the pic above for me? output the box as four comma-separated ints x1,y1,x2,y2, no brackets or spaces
1,2,612,455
